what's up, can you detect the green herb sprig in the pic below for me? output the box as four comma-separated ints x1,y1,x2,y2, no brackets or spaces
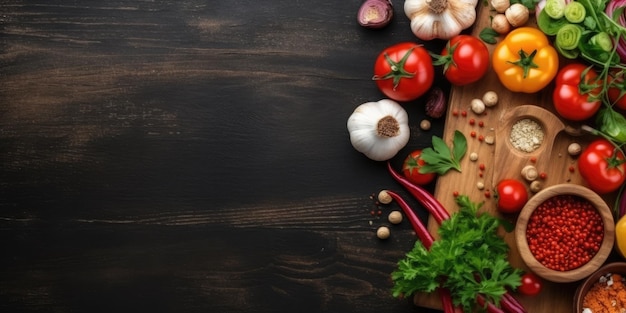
418,130,467,175
391,196,522,312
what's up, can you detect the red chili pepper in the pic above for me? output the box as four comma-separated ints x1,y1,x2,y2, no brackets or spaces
387,162,450,224
383,190,460,313
438,287,461,313
501,293,527,313
476,294,505,313
383,190,434,249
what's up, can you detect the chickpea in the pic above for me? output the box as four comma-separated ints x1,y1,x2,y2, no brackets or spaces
388,211,403,224
377,226,390,239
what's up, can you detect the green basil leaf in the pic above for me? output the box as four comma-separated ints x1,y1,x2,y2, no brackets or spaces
452,130,467,161
597,107,626,143
479,27,499,45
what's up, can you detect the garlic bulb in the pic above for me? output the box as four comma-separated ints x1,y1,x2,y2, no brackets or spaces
404,0,479,40
347,99,410,161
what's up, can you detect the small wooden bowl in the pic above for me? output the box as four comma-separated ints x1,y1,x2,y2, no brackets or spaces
515,184,615,283
573,262,626,313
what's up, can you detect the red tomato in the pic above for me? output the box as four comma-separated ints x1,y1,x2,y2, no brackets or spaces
578,139,626,194
435,35,490,86
607,74,626,110
402,150,436,185
495,179,528,214
553,63,602,121
373,42,434,102
518,272,542,296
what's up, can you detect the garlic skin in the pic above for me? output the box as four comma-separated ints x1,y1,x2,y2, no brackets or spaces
404,0,479,40
347,99,410,161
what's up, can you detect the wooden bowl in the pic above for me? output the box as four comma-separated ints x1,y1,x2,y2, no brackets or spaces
573,262,626,313
515,184,615,283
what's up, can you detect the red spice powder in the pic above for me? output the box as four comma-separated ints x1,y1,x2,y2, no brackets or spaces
582,274,626,313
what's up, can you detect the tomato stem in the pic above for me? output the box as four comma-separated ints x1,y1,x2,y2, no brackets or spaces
372,47,417,90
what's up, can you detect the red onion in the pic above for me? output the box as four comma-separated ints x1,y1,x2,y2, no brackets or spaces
357,0,393,29
606,0,626,62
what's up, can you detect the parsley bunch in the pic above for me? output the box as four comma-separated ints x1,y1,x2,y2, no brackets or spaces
391,196,522,312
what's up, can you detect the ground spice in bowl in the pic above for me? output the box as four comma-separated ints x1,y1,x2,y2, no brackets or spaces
510,118,544,153
582,273,626,313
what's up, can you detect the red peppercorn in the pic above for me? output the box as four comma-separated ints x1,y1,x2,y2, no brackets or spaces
478,135,484,142
479,163,485,171
539,172,547,179
530,157,537,163
478,121,484,127
469,118,475,125
470,131,476,137
525,195,603,271
461,110,467,117
453,191,459,197
452,109,459,116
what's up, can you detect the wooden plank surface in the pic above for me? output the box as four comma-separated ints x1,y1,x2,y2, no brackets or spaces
413,3,621,312
0,1,449,312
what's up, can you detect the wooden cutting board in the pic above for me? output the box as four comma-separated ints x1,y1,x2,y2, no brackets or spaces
412,4,617,312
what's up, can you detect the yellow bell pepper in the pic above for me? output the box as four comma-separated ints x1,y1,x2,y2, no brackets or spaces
492,27,559,93
617,215,626,259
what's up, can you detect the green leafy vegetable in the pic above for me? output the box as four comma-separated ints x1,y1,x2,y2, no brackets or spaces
537,0,626,149
391,196,522,312
597,107,626,143
537,9,570,35
479,27,499,44
564,1,586,22
556,23,584,50
545,0,567,19
418,130,467,175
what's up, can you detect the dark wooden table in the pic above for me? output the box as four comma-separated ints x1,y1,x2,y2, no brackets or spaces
0,1,450,312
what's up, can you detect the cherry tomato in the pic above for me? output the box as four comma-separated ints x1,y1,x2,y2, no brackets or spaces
495,179,528,214
553,63,602,121
518,272,542,296
578,139,626,194
434,35,490,86
373,42,434,102
402,150,436,185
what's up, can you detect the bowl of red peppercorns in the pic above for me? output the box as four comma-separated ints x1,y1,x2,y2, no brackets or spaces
515,184,615,283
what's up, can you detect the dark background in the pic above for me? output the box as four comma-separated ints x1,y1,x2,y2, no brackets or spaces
0,1,450,312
